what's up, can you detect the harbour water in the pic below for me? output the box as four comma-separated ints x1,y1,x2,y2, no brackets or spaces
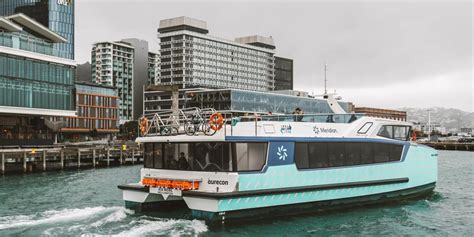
0,150,472,236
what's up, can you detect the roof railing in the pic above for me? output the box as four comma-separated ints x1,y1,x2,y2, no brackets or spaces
139,110,365,137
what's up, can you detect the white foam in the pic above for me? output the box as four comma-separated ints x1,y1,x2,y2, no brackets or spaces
0,206,120,230
90,208,127,227
92,219,208,237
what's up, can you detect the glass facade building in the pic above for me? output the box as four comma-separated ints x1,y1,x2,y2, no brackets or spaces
0,4,75,145
184,89,352,114
0,0,75,59
0,53,74,110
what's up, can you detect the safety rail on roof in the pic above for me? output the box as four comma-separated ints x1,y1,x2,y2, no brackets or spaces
139,110,365,137
139,107,218,137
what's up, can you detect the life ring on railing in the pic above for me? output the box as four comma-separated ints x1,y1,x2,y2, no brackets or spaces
209,113,224,131
139,117,148,136
411,130,417,141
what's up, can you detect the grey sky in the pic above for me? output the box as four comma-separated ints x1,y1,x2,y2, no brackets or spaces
76,0,473,111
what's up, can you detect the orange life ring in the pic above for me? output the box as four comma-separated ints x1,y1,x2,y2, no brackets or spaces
411,130,417,141
139,117,148,135
209,113,224,131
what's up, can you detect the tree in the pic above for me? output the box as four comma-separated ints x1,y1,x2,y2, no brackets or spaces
119,121,138,141
89,128,99,139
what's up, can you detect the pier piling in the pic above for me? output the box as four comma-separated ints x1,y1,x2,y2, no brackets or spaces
0,145,143,174
132,148,135,165
120,149,123,165
42,150,47,171
23,151,27,173
1,152,5,174
60,151,64,170
92,149,96,168
106,148,110,167
77,150,81,169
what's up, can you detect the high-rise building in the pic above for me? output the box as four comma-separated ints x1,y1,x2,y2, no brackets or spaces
0,0,75,59
121,38,150,121
60,81,119,141
158,16,275,91
274,56,293,91
144,16,276,114
0,12,75,145
148,52,160,85
91,41,134,124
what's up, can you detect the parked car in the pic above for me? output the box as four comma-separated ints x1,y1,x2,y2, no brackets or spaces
458,137,474,143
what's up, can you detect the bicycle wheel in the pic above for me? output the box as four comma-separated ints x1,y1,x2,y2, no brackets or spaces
170,126,179,136
203,122,217,136
160,126,171,136
184,122,196,136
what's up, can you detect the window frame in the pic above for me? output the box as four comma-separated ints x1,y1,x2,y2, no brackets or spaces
357,122,374,134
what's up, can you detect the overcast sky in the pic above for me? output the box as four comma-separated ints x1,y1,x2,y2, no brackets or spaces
76,0,473,112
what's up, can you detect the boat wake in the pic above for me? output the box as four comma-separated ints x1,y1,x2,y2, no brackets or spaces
0,206,208,236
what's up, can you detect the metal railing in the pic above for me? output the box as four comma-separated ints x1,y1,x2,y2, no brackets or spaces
140,110,365,138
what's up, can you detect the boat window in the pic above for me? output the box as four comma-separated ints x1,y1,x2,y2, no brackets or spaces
144,143,163,169
144,142,267,172
154,143,163,169
144,143,154,168
357,122,373,134
294,142,403,169
377,125,411,141
373,143,390,163
294,143,309,169
233,143,267,171
393,126,409,141
377,125,393,138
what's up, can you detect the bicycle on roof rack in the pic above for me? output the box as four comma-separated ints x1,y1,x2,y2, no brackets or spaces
184,108,217,136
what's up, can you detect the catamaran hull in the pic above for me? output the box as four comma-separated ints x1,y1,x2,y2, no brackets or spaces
120,181,435,223
190,182,435,223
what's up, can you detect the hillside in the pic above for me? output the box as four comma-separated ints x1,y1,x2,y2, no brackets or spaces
400,107,473,131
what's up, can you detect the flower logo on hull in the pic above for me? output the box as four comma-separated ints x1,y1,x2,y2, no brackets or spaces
277,146,288,160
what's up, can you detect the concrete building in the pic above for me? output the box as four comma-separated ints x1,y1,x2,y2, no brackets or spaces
158,16,275,91
121,38,150,121
91,41,134,124
145,16,277,113
0,0,75,60
60,81,119,141
0,11,75,145
274,56,293,90
354,107,406,121
148,51,160,85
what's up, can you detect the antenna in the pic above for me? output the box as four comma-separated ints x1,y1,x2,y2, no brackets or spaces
324,61,328,94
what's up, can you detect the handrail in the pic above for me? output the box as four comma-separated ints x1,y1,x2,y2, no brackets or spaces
139,110,365,137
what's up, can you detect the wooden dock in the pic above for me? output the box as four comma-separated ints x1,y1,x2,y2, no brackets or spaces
420,142,474,151
0,145,143,174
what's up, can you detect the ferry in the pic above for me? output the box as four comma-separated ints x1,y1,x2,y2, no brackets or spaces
119,102,437,223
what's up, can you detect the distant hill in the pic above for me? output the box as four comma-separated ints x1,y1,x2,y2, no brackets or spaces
399,107,474,131
76,62,92,82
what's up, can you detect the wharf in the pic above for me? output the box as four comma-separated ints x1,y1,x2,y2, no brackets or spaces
420,142,474,151
0,144,143,174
